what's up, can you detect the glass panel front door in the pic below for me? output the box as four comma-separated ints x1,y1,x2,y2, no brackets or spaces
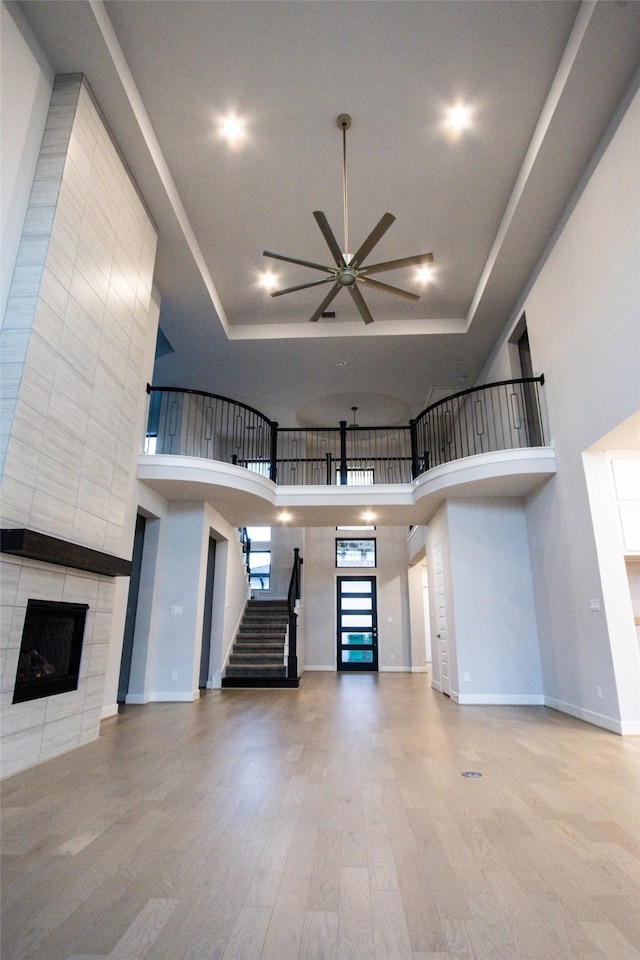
337,576,378,671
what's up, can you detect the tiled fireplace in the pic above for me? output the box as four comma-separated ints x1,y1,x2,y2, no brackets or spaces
0,75,159,778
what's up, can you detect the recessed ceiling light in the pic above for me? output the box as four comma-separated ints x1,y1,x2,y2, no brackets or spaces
217,111,247,148
415,265,434,285
444,102,473,140
278,511,292,523
362,511,376,522
336,360,346,366
258,270,279,292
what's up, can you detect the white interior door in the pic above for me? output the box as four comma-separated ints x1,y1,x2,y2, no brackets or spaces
433,541,450,696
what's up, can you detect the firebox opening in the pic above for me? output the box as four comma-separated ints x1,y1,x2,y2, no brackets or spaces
13,599,89,704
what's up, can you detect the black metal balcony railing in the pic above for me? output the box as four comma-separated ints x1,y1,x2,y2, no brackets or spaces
145,377,546,485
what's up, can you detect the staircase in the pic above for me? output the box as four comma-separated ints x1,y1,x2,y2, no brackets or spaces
221,600,299,688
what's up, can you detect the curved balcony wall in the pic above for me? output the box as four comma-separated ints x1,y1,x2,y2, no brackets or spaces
145,378,547,487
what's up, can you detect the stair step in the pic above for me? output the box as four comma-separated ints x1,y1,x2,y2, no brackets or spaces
236,630,284,646
225,664,287,678
223,600,293,686
229,653,284,664
243,616,287,622
234,644,284,653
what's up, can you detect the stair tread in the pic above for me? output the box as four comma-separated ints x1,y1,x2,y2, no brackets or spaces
225,600,292,684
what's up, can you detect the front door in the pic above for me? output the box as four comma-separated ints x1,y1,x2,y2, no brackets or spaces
337,576,378,671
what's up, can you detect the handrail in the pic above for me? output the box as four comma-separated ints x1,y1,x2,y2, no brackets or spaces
287,548,302,680
145,376,546,484
412,375,545,421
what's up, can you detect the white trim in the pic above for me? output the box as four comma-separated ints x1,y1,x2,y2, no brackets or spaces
125,693,151,704
152,691,200,702
544,696,630,735
456,694,546,705
431,679,443,692
101,703,119,720
135,691,201,702
379,665,410,672
303,665,335,671
411,666,429,673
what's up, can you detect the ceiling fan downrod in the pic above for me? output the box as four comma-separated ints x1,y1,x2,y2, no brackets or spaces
337,113,352,261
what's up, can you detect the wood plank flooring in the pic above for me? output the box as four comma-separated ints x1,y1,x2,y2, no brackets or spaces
2,672,639,960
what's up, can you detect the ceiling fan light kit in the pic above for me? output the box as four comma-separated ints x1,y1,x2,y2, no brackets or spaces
263,114,433,324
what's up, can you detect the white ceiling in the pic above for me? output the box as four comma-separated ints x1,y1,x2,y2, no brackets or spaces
18,0,640,427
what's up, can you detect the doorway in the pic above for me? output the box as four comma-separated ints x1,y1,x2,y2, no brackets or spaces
433,541,451,696
337,576,378,671
517,325,543,446
117,513,146,703
199,536,217,689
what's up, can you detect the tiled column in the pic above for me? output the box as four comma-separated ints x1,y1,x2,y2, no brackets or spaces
0,75,158,777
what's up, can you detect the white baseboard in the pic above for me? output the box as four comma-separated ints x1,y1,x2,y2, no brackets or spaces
431,679,442,692
379,665,410,672
411,666,429,673
303,665,335,671
456,693,546,705
147,691,200,703
543,696,631,735
127,690,200,704
101,703,119,720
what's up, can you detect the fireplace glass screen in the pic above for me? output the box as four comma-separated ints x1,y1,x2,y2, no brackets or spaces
13,599,89,704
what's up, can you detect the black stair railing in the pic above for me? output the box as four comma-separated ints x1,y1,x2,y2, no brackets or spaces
287,548,302,680
145,377,546,484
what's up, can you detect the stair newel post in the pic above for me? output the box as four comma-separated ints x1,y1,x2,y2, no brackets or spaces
269,421,278,482
409,418,419,480
339,420,348,485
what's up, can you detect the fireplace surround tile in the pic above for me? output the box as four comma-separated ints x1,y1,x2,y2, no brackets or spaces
0,70,158,777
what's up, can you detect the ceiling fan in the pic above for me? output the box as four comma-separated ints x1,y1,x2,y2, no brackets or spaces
263,114,433,325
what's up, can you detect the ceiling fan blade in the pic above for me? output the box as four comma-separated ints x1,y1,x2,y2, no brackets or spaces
349,284,374,325
313,211,345,267
271,276,336,298
263,250,334,274
350,212,395,268
360,252,433,275
358,276,420,302
309,282,341,322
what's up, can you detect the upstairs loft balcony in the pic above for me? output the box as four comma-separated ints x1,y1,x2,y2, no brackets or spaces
138,378,556,526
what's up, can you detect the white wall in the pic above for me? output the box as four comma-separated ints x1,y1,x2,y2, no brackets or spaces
425,499,543,704
123,495,250,700
479,84,640,732
0,2,53,321
447,499,543,703
303,526,411,670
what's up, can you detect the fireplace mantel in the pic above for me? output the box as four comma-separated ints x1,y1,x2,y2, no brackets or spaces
1,529,132,577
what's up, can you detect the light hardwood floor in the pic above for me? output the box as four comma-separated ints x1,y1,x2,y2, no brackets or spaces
2,673,639,960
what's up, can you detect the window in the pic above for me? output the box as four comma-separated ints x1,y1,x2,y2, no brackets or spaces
336,468,375,485
336,526,376,531
249,550,271,590
336,538,376,568
246,526,271,542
